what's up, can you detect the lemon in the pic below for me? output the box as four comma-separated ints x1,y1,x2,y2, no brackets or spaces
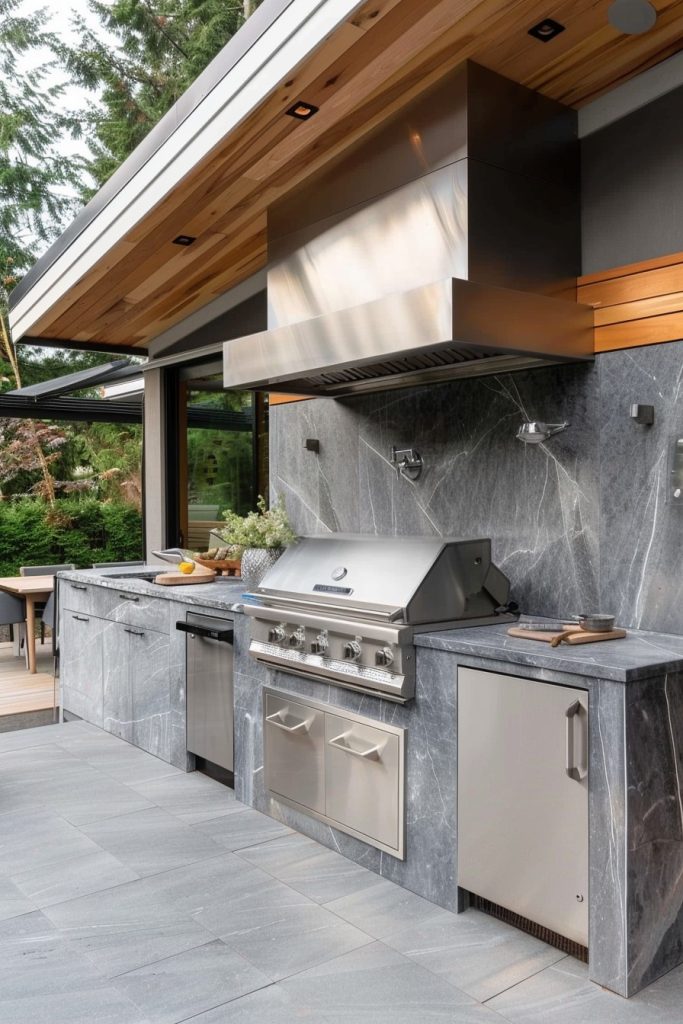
178,560,195,575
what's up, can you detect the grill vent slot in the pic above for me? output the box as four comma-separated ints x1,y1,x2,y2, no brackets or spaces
302,346,495,388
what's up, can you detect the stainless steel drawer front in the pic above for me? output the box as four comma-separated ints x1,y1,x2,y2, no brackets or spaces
184,613,234,772
264,693,325,814
263,687,405,858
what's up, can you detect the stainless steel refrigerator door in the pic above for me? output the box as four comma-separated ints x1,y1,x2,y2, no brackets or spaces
186,616,234,771
457,667,588,946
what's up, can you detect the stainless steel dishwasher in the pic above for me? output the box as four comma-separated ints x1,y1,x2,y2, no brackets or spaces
176,612,234,773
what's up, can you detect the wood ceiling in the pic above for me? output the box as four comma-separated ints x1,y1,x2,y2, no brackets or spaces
21,0,683,350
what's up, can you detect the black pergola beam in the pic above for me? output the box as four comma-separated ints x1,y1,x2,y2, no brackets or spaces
0,395,252,431
18,336,148,358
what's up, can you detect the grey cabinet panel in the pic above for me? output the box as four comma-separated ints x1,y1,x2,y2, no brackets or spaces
265,692,325,814
61,580,96,616
102,621,171,760
325,713,400,852
458,667,588,947
60,612,106,727
95,587,171,633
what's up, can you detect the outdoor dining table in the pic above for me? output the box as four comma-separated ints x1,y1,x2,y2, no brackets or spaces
0,576,54,674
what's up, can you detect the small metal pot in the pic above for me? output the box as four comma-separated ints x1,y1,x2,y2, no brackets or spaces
573,613,615,632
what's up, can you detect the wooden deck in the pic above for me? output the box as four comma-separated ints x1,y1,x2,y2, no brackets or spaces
0,642,54,717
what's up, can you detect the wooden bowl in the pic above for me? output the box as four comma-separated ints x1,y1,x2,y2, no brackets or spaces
194,557,241,577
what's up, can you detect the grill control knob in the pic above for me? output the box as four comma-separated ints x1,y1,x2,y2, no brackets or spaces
268,625,286,644
375,647,394,668
310,631,328,655
288,627,305,649
343,639,362,661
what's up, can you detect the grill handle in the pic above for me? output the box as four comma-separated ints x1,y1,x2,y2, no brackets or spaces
243,596,404,623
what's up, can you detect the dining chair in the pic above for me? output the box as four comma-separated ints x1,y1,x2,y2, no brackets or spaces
92,561,146,568
40,591,60,721
0,592,27,657
19,564,76,646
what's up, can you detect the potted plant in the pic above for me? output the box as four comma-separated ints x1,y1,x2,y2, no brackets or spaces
219,495,297,589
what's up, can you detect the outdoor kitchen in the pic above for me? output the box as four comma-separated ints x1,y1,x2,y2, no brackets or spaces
3,1,683,1022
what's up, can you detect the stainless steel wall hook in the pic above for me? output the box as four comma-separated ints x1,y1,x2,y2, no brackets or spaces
390,446,423,480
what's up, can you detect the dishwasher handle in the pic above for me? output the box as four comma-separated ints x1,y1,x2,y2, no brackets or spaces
175,620,234,643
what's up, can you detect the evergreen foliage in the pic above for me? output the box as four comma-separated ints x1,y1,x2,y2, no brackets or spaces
58,0,262,192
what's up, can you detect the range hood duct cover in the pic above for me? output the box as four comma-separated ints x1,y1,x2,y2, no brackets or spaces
224,63,593,397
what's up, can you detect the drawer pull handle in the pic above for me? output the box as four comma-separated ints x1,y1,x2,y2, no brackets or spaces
70,583,87,591
73,615,90,622
328,732,382,760
117,593,140,602
124,628,145,636
266,710,311,734
565,700,587,782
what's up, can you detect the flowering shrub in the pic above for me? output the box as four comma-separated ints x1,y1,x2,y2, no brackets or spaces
220,495,296,550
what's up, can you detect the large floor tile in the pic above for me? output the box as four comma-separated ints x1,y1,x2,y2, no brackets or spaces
0,910,106,1000
278,940,509,1023
325,876,453,939
0,721,92,754
0,986,153,1024
185,983,320,1024
194,807,294,851
0,877,36,921
80,806,226,877
0,807,103,876
385,908,566,1001
127,772,242,823
40,773,156,826
54,732,182,785
12,848,139,908
42,877,217,977
114,939,271,1024
236,831,381,904
487,957,679,1023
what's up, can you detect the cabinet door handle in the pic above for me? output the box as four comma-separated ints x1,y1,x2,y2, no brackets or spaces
266,710,311,734
70,583,87,591
73,615,90,622
117,593,140,602
565,700,587,781
124,628,145,636
328,732,382,760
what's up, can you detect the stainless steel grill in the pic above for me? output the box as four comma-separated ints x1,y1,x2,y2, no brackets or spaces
244,535,516,701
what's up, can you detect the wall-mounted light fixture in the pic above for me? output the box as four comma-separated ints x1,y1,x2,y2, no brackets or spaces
516,421,569,445
286,101,319,121
528,18,565,41
390,446,423,480
172,235,196,246
608,0,657,34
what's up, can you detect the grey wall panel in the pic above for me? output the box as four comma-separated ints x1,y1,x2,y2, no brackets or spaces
581,84,683,273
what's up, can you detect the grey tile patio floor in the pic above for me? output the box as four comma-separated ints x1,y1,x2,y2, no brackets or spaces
1,720,683,1023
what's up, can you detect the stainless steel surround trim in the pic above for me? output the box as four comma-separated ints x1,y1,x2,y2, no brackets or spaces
264,687,406,858
254,640,410,700
224,277,593,395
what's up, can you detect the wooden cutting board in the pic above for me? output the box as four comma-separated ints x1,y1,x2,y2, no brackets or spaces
154,568,216,586
507,625,627,645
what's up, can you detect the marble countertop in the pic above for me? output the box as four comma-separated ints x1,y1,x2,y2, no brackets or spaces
58,568,248,612
415,616,683,682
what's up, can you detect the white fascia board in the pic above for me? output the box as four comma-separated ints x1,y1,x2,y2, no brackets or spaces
10,0,363,341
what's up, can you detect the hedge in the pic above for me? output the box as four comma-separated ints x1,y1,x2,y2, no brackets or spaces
0,498,143,576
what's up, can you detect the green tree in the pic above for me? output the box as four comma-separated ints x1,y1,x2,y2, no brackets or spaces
0,0,84,293
59,0,263,193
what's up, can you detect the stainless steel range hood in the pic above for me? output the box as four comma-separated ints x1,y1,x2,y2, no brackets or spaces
224,63,593,397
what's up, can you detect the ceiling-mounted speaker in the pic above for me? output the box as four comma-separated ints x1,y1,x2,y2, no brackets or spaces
608,0,657,34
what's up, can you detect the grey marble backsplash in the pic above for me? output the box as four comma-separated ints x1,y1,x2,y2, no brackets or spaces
270,340,683,634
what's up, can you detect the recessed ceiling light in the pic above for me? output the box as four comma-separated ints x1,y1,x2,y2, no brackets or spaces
528,18,566,41
173,235,196,246
608,0,657,34
286,101,319,121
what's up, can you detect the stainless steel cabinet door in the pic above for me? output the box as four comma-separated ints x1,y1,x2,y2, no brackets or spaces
264,693,325,813
325,712,400,853
458,667,588,946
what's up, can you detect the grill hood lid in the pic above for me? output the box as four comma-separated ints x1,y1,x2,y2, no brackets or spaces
224,63,593,397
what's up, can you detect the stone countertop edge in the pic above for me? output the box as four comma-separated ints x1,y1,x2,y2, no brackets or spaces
414,617,683,683
58,568,247,613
